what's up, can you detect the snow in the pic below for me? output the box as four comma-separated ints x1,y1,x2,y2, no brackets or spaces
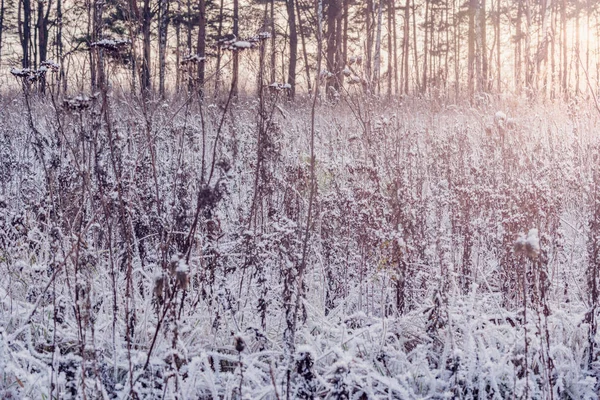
494,110,507,122
181,54,206,64
515,228,540,258
268,82,292,91
1,98,599,399
232,41,253,49
9,64,57,82
90,39,130,51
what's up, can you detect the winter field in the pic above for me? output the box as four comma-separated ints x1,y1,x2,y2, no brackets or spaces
1,92,600,399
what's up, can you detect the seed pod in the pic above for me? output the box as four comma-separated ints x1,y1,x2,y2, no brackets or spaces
154,275,165,301
234,335,245,352
176,270,188,291
169,255,179,275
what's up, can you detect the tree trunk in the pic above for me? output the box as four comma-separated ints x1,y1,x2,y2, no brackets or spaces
19,0,31,68
270,0,276,83
365,0,373,87
515,0,522,94
454,0,460,98
334,0,343,87
88,0,95,90
480,0,487,92
186,0,192,51
468,0,476,97
475,0,482,92
342,0,349,77
186,0,193,92
574,1,580,95
586,2,590,96
95,0,105,89
232,0,239,97
422,0,428,93
197,0,206,97
158,0,170,98
57,0,65,93
213,0,224,96
141,0,152,93
411,0,419,91
537,0,550,97
387,0,393,97
524,0,532,96
496,0,501,92
37,0,51,65
37,0,51,92
127,0,139,92
286,0,298,99
0,0,5,67
561,0,566,97
391,0,398,95
326,0,341,97
373,0,383,95
175,1,181,93
296,0,311,94
403,0,409,94
550,0,556,99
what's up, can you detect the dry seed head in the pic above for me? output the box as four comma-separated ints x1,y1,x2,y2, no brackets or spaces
169,254,180,275
234,335,246,352
176,270,188,291
154,275,165,300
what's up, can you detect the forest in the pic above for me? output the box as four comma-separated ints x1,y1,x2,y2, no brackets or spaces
2,0,600,399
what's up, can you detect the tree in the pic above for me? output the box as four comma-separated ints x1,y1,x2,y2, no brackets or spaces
325,0,342,97
141,0,152,93
286,0,298,99
373,0,383,94
197,0,206,96
18,0,31,68
158,0,170,98
467,0,475,96
232,0,239,96
403,0,410,93
0,0,6,67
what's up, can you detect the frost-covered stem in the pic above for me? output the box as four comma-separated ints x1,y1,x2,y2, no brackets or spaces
587,156,600,368
199,102,207,185
158,0,169,98
285,1,322,397
540,263,555,399
83,94,120,384
269,363,281,400
143,287,178,372
22,88,49,182
248,15,269,228
140,99,163,224
73,213,88,398
101,81,137,396
50,274,57,399
181,82,235,264
171,291,181,397
373,0,383,95
238,350,244,398
521,257,529,399
207,79,236,186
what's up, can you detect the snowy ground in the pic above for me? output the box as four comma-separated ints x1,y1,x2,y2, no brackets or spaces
1,93,599,399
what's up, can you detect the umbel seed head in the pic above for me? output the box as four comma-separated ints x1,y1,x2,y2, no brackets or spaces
234,335,245,352
154,275,165,300
176,270,188,291
514,228,540,259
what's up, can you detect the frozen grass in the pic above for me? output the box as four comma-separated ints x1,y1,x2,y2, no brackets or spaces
0,91,599,399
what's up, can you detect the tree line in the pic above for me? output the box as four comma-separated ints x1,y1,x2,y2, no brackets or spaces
1,0,599,100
